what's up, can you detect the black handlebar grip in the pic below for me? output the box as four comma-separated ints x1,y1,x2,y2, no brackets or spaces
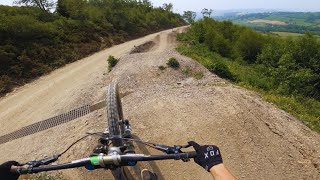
187,151,198,158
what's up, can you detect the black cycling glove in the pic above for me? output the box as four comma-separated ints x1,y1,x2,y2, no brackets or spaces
188,141,223,172
0,161,20,180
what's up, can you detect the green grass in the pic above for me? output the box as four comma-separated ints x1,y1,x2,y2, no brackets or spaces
177,44,320,132
263,94,320,130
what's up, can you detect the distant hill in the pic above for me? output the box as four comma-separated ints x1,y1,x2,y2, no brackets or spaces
217,12,320,34
195,9,282,19
215,9,282,17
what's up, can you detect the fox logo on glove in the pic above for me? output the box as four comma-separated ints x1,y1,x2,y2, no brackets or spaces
204,146,220,159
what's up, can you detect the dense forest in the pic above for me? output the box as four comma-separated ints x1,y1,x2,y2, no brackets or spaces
0,0,185,95
177,18,320,131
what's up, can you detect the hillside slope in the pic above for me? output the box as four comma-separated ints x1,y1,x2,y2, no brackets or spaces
0,28,319,180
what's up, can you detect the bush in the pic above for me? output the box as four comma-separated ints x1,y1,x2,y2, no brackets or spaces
0,75,13,95
158,65,166,70
167,57,180,69
182,66,192,76
207,61,234,80
193,71,204,80
234,29,267,63
107,55,118,71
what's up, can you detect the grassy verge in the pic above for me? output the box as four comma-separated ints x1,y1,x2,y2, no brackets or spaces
177,44,320,132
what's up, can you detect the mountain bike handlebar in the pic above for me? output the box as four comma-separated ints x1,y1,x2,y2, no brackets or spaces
12,152,197,174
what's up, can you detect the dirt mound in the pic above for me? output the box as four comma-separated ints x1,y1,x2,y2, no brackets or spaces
130,41,156,54
0,27,319,180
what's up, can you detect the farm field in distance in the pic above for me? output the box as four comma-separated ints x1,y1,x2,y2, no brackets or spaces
249,19,287,25
218,12,320,34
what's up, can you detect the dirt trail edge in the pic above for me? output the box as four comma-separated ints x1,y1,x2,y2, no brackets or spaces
0,27,319,180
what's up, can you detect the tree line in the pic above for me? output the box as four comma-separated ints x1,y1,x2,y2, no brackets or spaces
0,0,185,95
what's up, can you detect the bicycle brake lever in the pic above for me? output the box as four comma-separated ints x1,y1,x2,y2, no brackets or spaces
154,144,193,162
155,144,184,154
181,144,191,148
154,144,172,154
155,144,190,154
40,155,59,165
27,155,59,167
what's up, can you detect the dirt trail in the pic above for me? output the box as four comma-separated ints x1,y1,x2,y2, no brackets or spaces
0,27,319,180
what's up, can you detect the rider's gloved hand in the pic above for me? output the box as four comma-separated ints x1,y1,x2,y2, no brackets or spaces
0,161,21,180
188,141,223,172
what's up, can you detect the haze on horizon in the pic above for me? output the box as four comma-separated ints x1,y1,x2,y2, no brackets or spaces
0,0,320,13
152,0,320,12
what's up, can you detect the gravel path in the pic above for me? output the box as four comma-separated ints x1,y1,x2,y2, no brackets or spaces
0,27,319,180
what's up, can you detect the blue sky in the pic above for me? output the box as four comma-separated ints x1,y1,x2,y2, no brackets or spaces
1,0,319,12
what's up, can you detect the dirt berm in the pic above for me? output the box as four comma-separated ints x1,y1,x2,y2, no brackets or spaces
0,27,319,180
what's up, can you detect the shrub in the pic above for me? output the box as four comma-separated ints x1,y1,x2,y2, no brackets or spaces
107,55,118,71
182,66,192,76
158,65,166,70
207,61,234,80
167,57,180,69
0,75,13,95
193,71,204,80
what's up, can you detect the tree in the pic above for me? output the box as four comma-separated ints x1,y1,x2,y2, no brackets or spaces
235,29,266,63
293,33,320,70
56,0,68,17
182,11,196,24
56,0,87,19
140,0,152,10
201,8,213,18
204,28,231,57
162,3,173,12
257,38,289,68
14,0,55,11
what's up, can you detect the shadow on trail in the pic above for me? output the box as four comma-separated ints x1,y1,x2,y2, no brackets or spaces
124,134,164,180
